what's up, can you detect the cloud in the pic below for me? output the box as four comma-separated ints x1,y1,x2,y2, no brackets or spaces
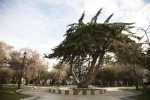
0,0,150,67
0,0,73,50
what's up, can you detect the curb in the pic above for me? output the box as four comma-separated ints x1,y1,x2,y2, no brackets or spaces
49,88,107,95
16,88,40,100
121,91,142,100
16,89,24,93
19,97,40,100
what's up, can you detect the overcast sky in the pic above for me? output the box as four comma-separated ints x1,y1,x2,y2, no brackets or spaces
0,0,150,67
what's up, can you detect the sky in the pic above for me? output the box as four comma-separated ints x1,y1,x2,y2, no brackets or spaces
0,0,150,67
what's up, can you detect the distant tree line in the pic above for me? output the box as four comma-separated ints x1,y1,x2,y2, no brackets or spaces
0,41,48,88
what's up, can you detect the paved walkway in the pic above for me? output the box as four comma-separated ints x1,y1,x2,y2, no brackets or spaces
18,86,141,100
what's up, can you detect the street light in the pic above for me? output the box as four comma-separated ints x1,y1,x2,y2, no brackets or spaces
18,51,27,89
22,52,26,83
58,65,62,87
58,68,61,87
23,52,27,67
101,67,103,87
24,52,27,56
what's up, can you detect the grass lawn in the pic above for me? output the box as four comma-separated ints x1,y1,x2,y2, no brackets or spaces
0,85,30,100
130,88,150,100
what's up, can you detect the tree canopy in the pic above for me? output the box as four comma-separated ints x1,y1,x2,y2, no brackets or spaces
45,8,137,88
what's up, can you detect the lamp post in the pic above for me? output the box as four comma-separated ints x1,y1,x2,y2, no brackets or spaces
22,52,26,68
58,68,61,87
101,67,103,87
58,65,62,87
18,52,26,89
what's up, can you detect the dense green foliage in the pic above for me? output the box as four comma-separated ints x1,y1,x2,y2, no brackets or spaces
96,67,118,86
95,64,138,86
45,8,137,88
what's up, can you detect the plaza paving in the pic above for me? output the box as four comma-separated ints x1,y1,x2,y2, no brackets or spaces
19,86,141,100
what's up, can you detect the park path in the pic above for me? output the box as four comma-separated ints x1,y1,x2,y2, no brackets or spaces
19,86,141,100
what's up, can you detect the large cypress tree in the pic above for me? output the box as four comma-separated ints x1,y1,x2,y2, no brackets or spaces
45,8,135,88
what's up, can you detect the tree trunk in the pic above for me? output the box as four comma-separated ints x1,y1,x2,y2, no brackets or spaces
132,64,139,91
50,79,55,86
133,67,150,96
34,80,38,85
135,79,139,91
77,75,95,88
18,76,22,89
76,52,100,88
74,51,105,88
140,81,150,96
1,75,5,87
25,78,29,85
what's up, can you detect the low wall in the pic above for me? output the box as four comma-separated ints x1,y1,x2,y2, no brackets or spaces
49,88,107,95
